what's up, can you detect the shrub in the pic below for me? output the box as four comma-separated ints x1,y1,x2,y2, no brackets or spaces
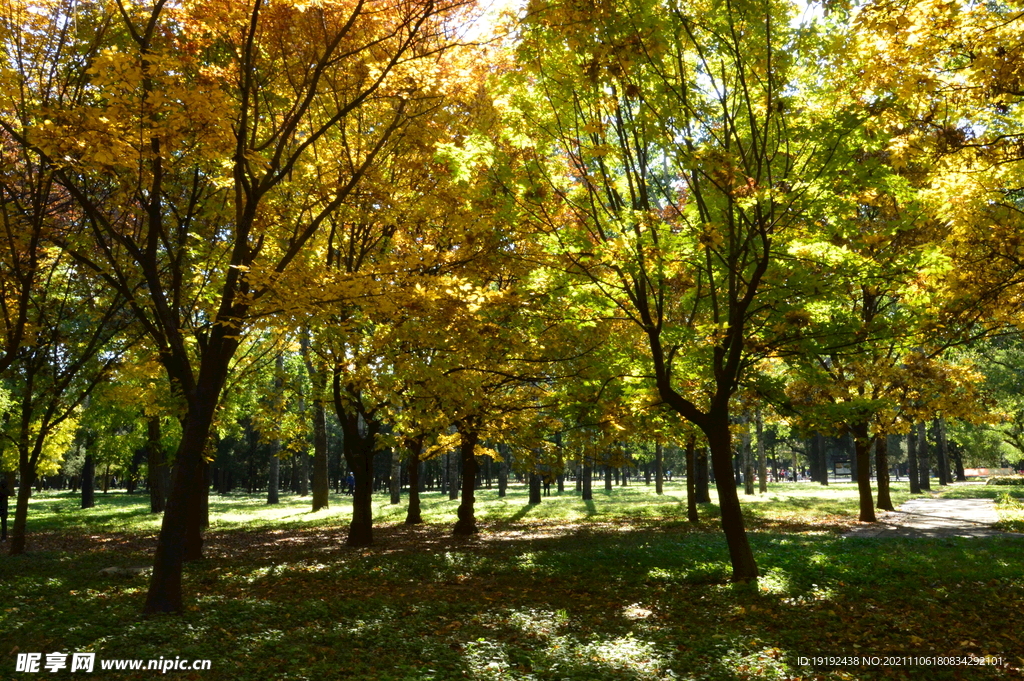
985,475,1024,486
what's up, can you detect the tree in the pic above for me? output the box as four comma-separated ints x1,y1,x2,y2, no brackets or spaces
0,0,472,611
513,0,865,582
0,246,131,554
301,329,330,512
776,165,964,518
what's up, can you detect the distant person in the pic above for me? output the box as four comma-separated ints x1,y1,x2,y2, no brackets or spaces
345,472,355,495
0,475,10,542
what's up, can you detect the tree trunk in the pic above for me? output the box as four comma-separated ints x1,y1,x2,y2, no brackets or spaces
582,459,592,501
848,432,857,482
10,442,43,556
756,407,767,493
696,447,710,503
742,416,754,496
705,413,758,583
852,423,876,522
405,438,423,525
953,442,966,482
453,429,480,536
302,329,330,511
390,448,401,505
817,433,829,485
10,475,32,555
604,465,612,491
655,442,664,495
498,452,507,498
341,415,378,547
126,448,144,494
529,472,541,504
311,401,329,511
908,429,921,494
267,451,280,505
143,389,223,613
348,446,375,546
268,354,284,504
935,418,949,486
299,451,309,497
685,436,698,524
876,435,894,511
807,437,818,482
332,369,380,547
1,471,13,542
182,452,208,563
917,421,931,491
448,450,459,500
81,454,95,510
439,452,447,495
202,461,212,528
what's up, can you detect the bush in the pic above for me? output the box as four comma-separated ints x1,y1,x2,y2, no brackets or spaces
986,475,1024,486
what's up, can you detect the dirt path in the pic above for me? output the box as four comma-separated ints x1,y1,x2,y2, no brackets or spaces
844,495,1023,539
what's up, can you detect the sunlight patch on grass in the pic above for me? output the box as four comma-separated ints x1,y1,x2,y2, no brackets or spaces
645,567,677,583
25,479,929,540
716,645,792,680
237,565,276,583
756,567,792,595
505,607,568,638
622,603,654,620
206,497,349,529
568,634,673,680
808,552,831,567
27,493,164,532
684,561,730,584
513,552,540,573
236,628,287,647
463,638,512,680
471,607,676,681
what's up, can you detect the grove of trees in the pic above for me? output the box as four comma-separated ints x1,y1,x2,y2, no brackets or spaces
1,0,1023,613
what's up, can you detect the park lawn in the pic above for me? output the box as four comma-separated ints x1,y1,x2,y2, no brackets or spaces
2,482,1022,681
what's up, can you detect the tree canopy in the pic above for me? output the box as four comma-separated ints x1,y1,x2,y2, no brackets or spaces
1,0,1023,611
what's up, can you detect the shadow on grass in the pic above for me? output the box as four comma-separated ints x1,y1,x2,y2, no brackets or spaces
4,519,1023,681
502,503,535,525
8,485,1023,679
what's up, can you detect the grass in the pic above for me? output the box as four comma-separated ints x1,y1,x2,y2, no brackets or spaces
2,480,1023,680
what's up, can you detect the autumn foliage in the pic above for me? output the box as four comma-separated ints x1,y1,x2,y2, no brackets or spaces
0,0,1022,615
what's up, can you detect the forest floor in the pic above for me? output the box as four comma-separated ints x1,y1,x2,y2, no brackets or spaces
2,480,1023,681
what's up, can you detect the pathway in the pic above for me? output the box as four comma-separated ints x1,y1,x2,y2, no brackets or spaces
843,494,1023,539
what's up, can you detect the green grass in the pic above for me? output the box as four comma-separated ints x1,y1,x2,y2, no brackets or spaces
21,479,924,535
2,481,1022,680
